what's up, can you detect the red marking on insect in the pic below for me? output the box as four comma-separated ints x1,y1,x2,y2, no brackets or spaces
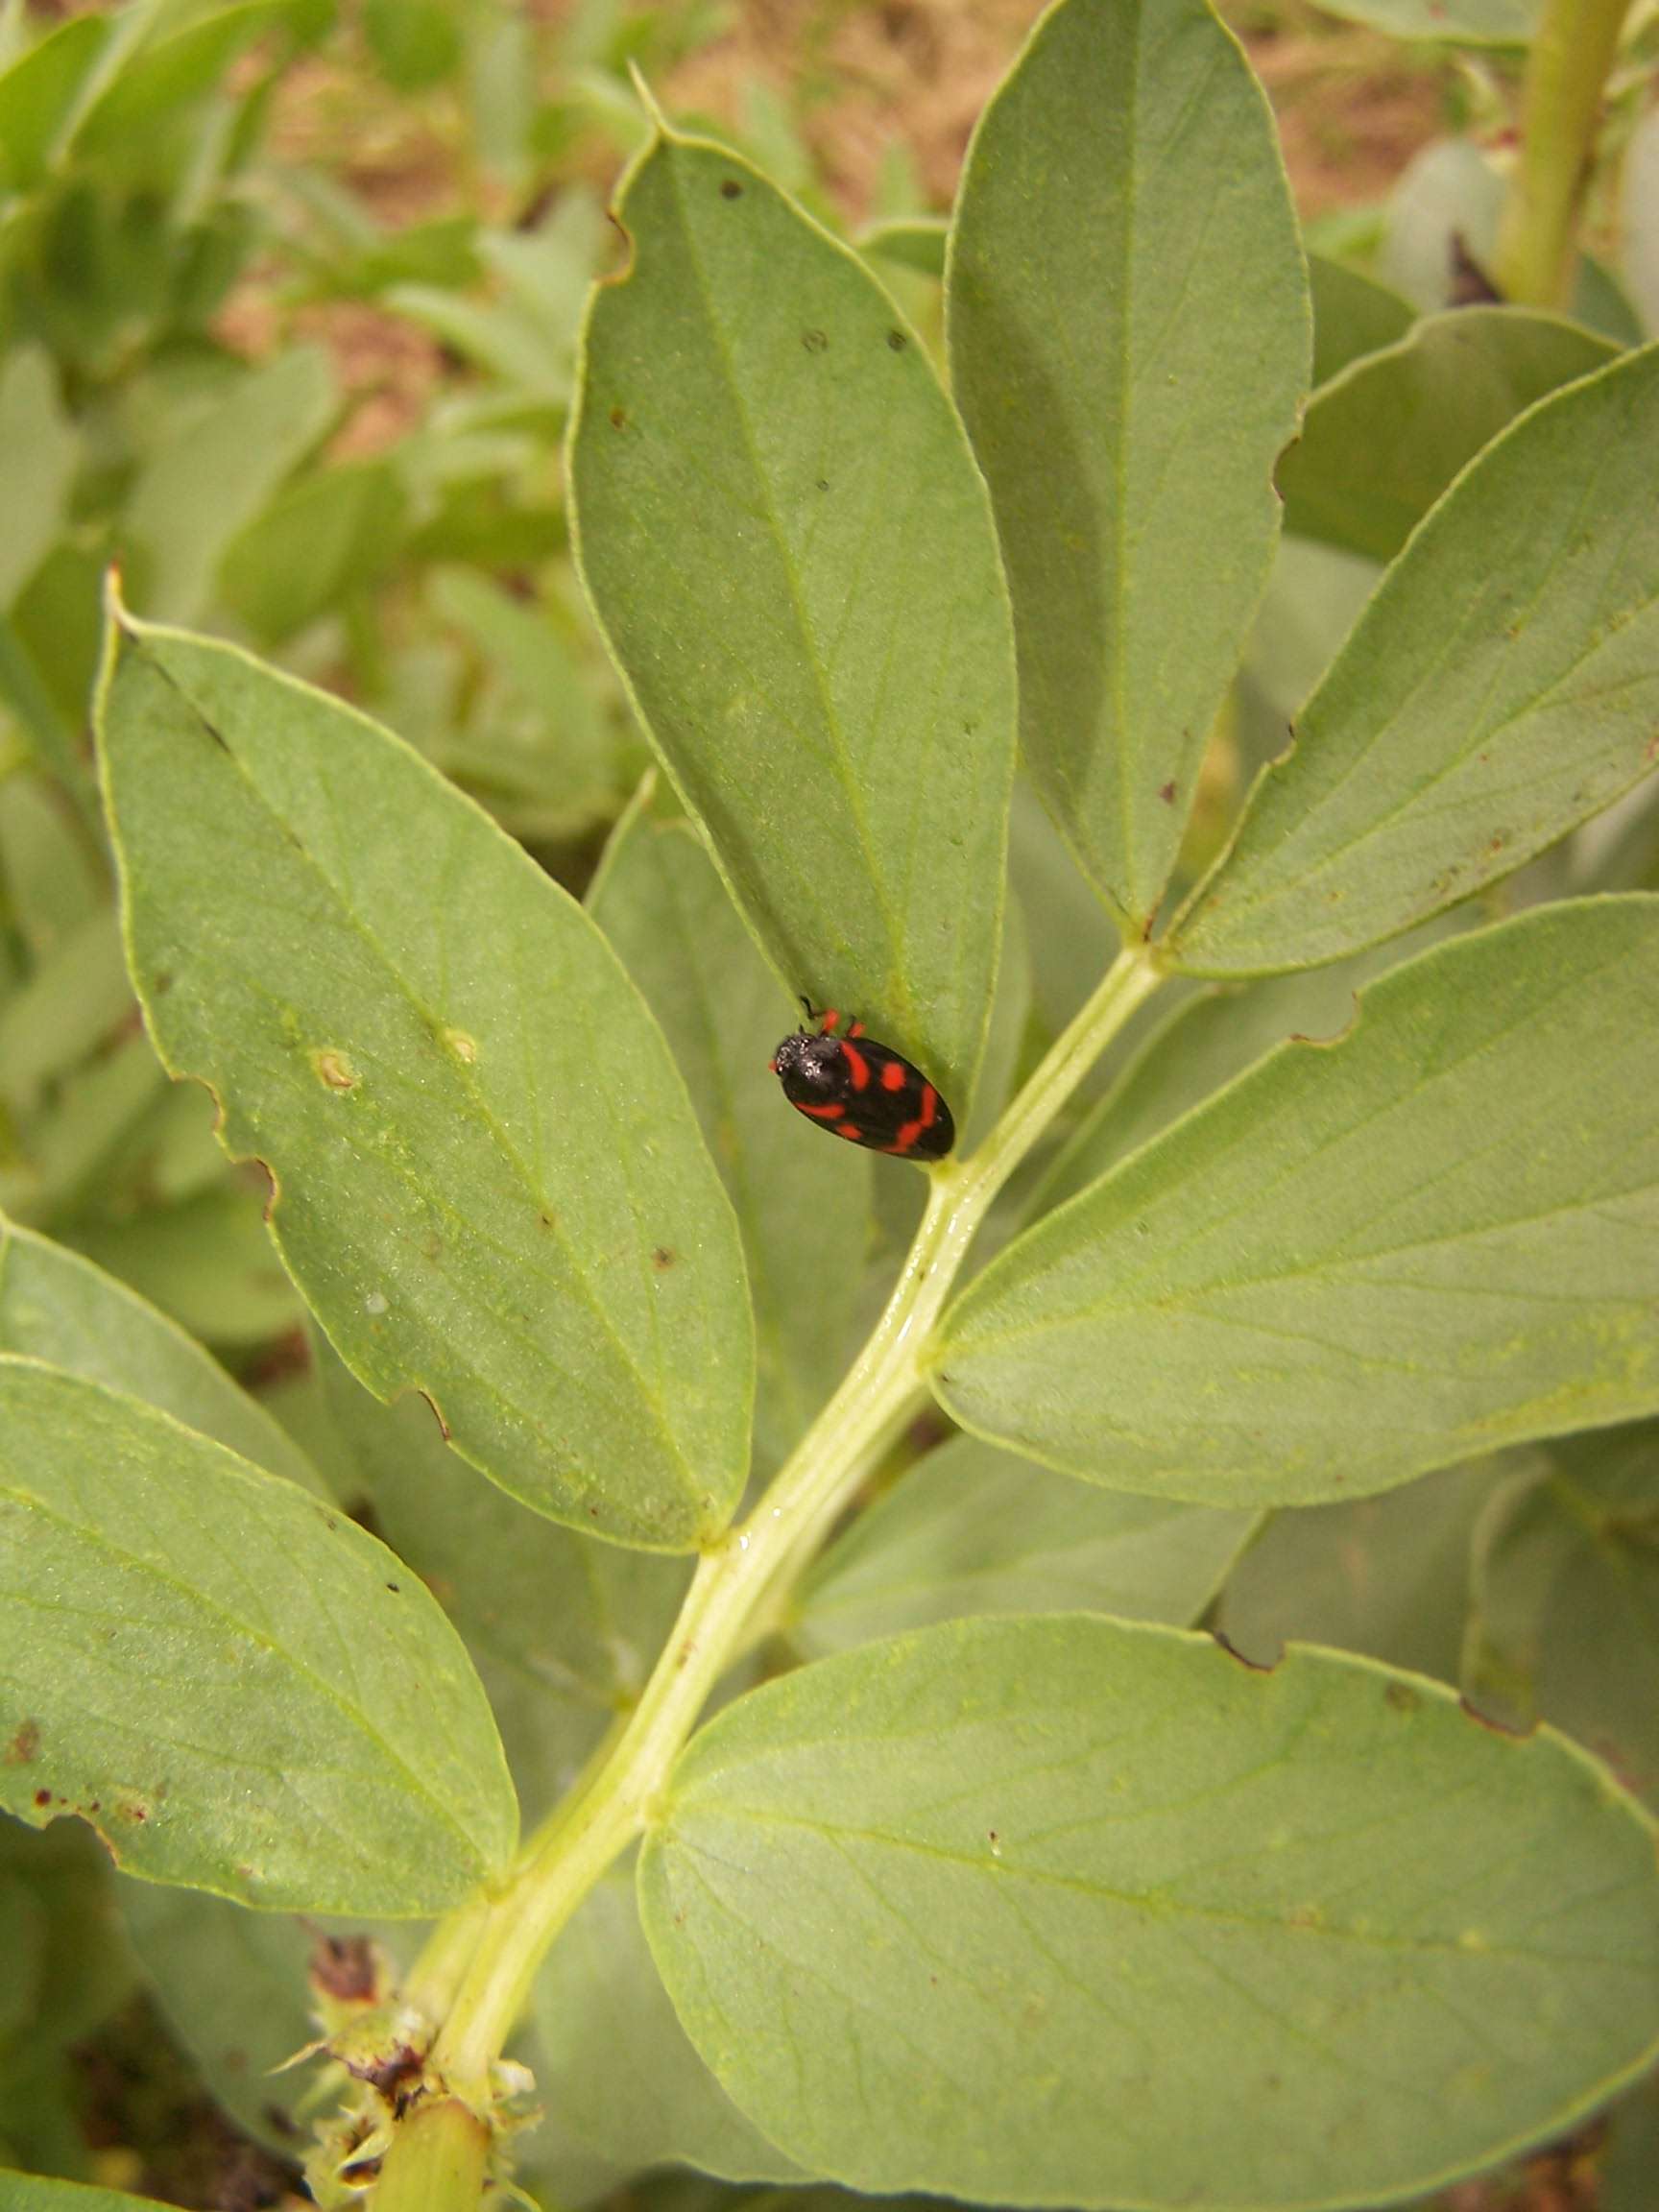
841,1041,872,1091
770,1001,954,1161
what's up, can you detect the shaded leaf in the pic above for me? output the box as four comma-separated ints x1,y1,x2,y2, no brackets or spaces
948,0,1307,926
310,1328,687,1822
0,1358,517,1913
1465,1421,1659,1802
122,349,336,624
795,1432,1254,1656
97,615,752,1551
1215,1456,1509,1683
571,128,1015,1108
0,350,79,611
642,1615,1659,2208
532,1871,803,2184
1174,348,1659,975
936,900,1659,1507
0,1214,325,1494
1282,307,1615,564
1307,252,1412,387
219,460,408,645
589,810,870,1466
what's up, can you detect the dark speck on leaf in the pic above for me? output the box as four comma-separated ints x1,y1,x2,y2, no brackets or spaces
152,972,174,997
609,406,627,430
803,328,829,353
33,1789,50,1807
1385,1681,1419,1713
1158,781,1177,805
385,1581,401,1595
816,478,830,492
653,1246,676,1270
720,179,742,199
6,1719,39,1763
887,328,907,350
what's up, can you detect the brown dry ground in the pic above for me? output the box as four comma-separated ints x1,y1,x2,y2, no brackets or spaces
247,0,1463,457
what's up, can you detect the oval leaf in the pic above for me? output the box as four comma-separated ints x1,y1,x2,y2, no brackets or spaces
640,1615,1659,2208
1281,307,1615,564
96,613,752,1551
796,1432,1253,1655
570,128,1015,1109
935,899,1659,1507
0,1213,325,1492
0,1359,517,1913
1173,347,1659,975
948,0,1309,927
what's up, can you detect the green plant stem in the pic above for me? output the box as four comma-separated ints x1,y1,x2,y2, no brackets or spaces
413,940,1166,2144
1493,0,1636,308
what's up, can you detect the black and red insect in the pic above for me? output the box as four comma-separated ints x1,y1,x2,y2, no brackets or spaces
770,1004,954,1161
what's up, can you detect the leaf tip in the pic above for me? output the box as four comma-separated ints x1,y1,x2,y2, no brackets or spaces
625,59,669,137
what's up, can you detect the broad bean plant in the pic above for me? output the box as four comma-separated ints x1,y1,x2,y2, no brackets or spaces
4,0,1659,2208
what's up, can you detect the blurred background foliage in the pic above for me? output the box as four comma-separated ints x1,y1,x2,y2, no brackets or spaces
1,0,1657,2204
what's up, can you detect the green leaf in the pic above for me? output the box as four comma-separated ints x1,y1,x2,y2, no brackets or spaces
589,809,870,1465
0,908,132,1110
0,14,108,191
1172,347,1659,976
1215,1457,1509,1684
122,348,336,624
1465,1421,1659,1803
1307,252,1412,387
532,1871,803,2183
97,614,753,1551
795,1433,1254,1657
935,900,1659,1508
218,459,408,645
0,1358,517,1913
62,1183,304,1352
0,2178,173,2212
310,1327,687,1822
1281,308,1616,565
0,1214,325,1494
640,1615,1659,2208
947,0,1308,927
570,127,1015,1109
1307,0,1534,34
0,350,79,612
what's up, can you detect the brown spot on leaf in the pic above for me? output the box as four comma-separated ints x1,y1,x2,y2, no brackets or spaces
609,405,627,429
1158,781,1177,805
33,1788,50,1807
7,1719,40,1763
887,328,907,350
720,179,742,199
1384,1681,1420,1714
311,1049,359,1092
652,1246,676,1270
